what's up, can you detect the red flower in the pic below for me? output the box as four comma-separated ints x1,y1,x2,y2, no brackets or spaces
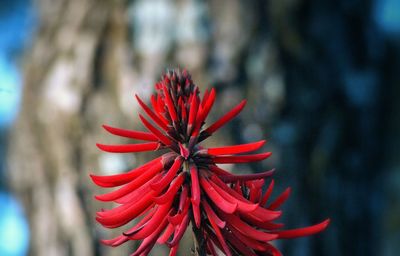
91,69,329,256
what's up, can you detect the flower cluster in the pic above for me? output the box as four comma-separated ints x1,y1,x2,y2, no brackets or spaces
91,69,329,256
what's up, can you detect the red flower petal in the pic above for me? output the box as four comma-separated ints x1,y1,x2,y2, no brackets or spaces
95,160,163,202
96,142,159,153
218,169,275,183
139,114,173,146
90,156,163,187
150,157,183,192
162,84,178,122
189,164,201,205
268,187,291,210
202,200,226,228
166,214,190,248
127,203,174,239
102,124,158,141
153,173,186,204
275,219,330,239
213,152,272,163
200,177,237,214
135,95,168,131
206,140,266,156
217,210,278,242
202,99,246,137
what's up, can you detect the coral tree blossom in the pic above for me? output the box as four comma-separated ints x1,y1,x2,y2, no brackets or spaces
91,69,329,256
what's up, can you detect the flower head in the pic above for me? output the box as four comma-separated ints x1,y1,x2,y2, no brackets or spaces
91,69,329,256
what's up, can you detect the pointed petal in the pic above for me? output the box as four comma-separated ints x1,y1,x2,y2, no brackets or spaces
153,173,185,204
208,178,259,213
150,157,183,192
157,223,174,244
130,215,169,256
191,199,201,228
90,157,163,187
96,191,155,228
202,99,246,137
202,200,226,228
192,88,216,136
190,164,201,205
135,95,168,131
166,214,190,247
260,179,275,206
217,210,278,242
139,114,172,146
222,228,260,255
127,203,174,239
207,140,266,155
162,85,178,122
268,187,291,210
96,142,159,153
200,177,237,214
102,125,158,141
205,205,232,256
213,152,272,163
219,169,275,183
95,160,163,202
276,219,330,239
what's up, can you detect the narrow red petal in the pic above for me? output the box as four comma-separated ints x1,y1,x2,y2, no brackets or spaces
201,89,209,107
130,216,169,256
153,173,185,204
101,235,129,247
187,94,199,134
207,178,259,213
127,203,174,239
191,199,201,228
240,212,284,230
218,169,275,183
192,88,216,136
95,160,163,202
102,125,158,141
202,99,246,136
276,219,330,239
207,140,266,156
150,157,183,192
213,152,272,163
210,175,281,221
96,191,155,228
115,174,162,204
166,214,190,247
227,225,270,252
202,200,226,228
204,208,232,256
118,207,157,236
135,95,168,131
90,157,163,187
139,114,172,146
200,177,237,214
268,187,291,210
190,164,201,205
157,223,174,244
222,228,258,256
217,210,278,242
162,85,178,121
260,179,275,206
96,142,159,153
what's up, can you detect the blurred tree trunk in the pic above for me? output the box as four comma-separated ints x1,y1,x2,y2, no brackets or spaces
6,0,136,255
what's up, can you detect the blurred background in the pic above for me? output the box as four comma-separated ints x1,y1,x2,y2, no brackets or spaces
1,0,400,255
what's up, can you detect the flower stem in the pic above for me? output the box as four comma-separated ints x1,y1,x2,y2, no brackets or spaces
191,220,206,256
